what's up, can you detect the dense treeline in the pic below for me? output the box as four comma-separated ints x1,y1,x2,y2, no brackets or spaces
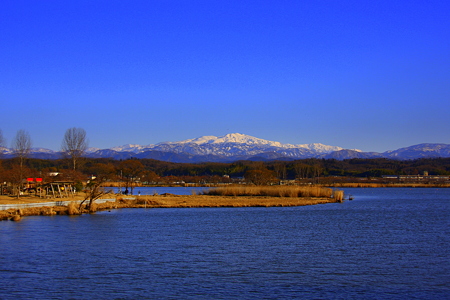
1,128,449,186
1,157,450,184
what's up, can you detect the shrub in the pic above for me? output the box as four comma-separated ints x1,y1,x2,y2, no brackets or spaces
333,190,344,202
68,202,80,215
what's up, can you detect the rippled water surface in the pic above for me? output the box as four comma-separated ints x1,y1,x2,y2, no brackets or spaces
109,186,209,195
1,188,449,299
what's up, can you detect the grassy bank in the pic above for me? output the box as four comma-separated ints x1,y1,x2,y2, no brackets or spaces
0,193,341,221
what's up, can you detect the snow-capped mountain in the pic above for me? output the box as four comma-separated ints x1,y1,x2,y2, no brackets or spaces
175,133,349,153
174,133,287,147
146,133,346,158
2,133,449,162
109,133,348,157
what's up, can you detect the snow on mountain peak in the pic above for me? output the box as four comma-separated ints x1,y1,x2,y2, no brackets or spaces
176,133,285,147
175,135,219,145
30,147,55,154
298,143,344,153
110,144,153,153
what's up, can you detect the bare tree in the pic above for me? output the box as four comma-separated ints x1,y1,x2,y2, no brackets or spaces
119,159,145,195
80,179,108,213
0,129,5,148
12,129,32,169
62,127,88,171
294,163,310,180
11,130,32,197
0,129,6,195
273,162,287,181
244,168,277,186
0,129,5,159
311,163,323,184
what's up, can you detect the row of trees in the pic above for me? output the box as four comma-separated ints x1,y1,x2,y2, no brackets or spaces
0,128,87,170
0,127,88,197
2,154,450,185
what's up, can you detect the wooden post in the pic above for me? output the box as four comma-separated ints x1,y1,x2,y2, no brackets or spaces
51,184,56,198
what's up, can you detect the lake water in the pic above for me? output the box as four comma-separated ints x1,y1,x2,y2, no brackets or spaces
1,188,449,299
108,186,210,196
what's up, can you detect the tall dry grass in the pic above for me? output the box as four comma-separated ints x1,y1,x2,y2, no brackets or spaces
332,190,344,202
67,202,80,215
204,186,337,198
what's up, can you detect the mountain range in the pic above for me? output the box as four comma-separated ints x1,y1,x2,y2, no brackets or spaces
1,133,449,163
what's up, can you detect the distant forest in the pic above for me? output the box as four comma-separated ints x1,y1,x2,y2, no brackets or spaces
1,157,450,185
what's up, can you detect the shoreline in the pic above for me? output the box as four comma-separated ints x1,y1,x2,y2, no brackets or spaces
106,183,450,188
0,194,339,221
324,183,450,188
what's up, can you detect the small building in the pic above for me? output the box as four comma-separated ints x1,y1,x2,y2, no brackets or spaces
43,181,76,198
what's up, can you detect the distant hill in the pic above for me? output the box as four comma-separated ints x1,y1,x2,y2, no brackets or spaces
383,143,450,159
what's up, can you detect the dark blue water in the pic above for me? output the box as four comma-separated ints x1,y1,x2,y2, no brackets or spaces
1,188,449,299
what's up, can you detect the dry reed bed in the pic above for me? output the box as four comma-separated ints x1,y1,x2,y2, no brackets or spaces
203,186,340,198
133,195,340,208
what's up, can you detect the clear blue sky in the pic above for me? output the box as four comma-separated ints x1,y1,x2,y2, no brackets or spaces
1,0,449,153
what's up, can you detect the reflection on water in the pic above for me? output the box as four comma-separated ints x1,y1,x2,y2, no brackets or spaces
0,188,449,299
